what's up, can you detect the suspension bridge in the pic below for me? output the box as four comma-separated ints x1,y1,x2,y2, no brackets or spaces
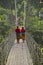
0,0,43,65
0,32,43,65
6,39,33,65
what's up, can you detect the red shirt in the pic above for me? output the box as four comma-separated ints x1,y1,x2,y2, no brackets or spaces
21,28,26,33
15,28,20,33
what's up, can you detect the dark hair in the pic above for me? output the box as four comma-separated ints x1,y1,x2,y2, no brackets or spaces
17,26,19,28
22,27,24,29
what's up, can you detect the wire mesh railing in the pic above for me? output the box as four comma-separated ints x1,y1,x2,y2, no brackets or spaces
0,32,15,65
26,33,43,65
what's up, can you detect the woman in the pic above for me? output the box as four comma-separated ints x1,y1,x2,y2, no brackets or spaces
15,26,20,43
21,27,26,42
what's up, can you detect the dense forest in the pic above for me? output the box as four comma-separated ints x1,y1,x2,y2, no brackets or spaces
26,0,43,47
0,0,43,47
0,0,15,42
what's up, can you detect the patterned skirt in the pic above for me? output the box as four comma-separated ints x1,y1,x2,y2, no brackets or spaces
16,33,20,40
21,34,25,40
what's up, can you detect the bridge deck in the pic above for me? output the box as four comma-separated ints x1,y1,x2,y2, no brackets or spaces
6,39,33,65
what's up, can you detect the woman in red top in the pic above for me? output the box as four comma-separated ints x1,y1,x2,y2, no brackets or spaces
21,27,26,42
15,26,20,43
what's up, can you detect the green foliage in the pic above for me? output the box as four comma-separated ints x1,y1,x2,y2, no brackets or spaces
29,0,40,8
32,31,43,46
0,0,43,44
0,35,4,43
41,8,43,10
0,6,15,43
26,0,43,47
26,0,43,32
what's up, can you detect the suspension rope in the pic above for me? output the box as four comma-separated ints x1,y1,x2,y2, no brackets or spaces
15,0,18,27
24,1,26,27
15,0,27,28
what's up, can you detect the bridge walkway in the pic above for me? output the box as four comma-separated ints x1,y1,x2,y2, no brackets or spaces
6,39,33,65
